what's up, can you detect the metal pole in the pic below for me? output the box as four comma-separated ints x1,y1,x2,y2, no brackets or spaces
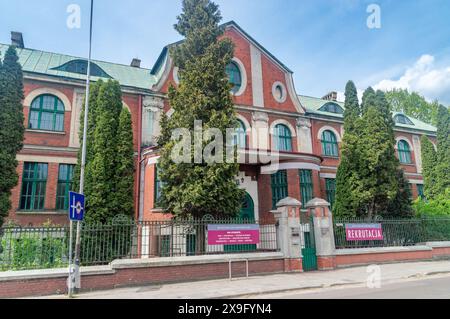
68,220,74,297
73,0,94,295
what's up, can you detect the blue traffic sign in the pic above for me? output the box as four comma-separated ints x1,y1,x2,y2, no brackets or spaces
69,192,85,221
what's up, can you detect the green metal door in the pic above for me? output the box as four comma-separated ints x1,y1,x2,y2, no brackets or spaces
301,218,318,271
224,193,257,252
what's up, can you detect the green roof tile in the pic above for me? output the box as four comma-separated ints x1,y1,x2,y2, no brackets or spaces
0,43,156,90
299,94,437,133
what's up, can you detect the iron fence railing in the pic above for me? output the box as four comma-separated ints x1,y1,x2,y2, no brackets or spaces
334,217,450,249
0,218,278,272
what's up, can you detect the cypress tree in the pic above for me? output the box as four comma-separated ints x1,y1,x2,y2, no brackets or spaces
420,135,439,199
435,105,450,195
334,81,361,218
114,108,135,217
0,47,25,226
355,89,399,218
158,0,244,218
87,80,123,223
72,80,102,194
385,168,413,218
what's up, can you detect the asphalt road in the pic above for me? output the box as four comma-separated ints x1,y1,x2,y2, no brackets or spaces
248,275,450,299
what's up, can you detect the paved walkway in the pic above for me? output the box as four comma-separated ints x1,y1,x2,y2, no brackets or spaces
34,260,450,299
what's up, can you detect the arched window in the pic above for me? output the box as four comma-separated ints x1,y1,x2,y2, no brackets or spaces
28,94,65,132
233,120,247,149
394,114,414,126
274,124,293,152
398,140,412,164
321,130,339,157
226,62,242,94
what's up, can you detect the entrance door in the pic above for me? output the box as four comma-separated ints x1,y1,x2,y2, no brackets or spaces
224,193,256,252
301,217,318,271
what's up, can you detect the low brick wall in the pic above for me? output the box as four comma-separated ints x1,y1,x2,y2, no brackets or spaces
334,242,450,268
0,253,286,298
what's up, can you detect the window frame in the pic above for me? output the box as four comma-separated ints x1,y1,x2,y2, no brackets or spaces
226,61,242,94
321,130,339,157
271,170,288,209
233,119,247,149
398,140,412,164
299,170,314,208
28,94,65,132
154,166,163,206
56,164,75,211
20,162,48,211
274,124,293,152
325,178,336,209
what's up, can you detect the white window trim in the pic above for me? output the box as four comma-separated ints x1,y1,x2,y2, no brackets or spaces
272,81,287,103
317,126,342,142
24,88,72,111
395,136,413,150
230,57,247,97
269,119,297,137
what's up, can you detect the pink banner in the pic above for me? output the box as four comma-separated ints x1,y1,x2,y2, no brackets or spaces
208,224,260,245
345,224,384,241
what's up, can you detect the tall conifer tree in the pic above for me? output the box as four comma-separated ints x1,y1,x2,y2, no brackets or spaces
334,81,361,218
420,135,439,199
114,108,135,217
158,0,244,218
435,105,450,195
0,47,24,226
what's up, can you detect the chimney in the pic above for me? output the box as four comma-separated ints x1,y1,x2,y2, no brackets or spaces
11,32,24,48
322,91,337,101
130,58,141,68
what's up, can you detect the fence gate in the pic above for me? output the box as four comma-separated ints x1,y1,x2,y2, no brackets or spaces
301,216,317,272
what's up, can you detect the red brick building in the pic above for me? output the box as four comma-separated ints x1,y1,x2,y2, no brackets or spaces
2,21,437,226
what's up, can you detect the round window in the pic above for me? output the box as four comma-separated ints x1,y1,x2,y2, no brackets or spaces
272,82,287,103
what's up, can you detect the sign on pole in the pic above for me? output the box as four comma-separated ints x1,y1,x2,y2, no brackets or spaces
69,192,85,222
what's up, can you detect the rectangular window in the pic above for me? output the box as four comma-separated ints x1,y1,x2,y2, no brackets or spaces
56,164,75,211
186,234,196,257
271,170,288,209
299,170,314,208
20,163,48,211
154,166,164,207
325,179,336,209
417,184,425,200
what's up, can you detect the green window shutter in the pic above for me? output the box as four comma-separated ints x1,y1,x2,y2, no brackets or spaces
20,162,48,211
56,164,75,210
299,170,314,208
271,170,288,209
321,130,339,157
28,95,65,132
325,179,336,209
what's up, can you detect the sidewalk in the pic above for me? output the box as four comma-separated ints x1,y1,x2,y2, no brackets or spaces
35,260,450,299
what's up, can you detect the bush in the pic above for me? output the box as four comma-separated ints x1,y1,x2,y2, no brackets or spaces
414,189,450,217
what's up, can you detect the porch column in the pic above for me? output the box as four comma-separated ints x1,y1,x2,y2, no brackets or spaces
273,197,303,272
306,198,337,270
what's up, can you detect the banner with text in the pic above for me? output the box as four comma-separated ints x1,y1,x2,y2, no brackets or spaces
208,224,260,246
345,223,384,241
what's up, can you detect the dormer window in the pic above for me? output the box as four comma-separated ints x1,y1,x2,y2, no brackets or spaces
52,60,111,78
319,102,344,114
394,114,414,126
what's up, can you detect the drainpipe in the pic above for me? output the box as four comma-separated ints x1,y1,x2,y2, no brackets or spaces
135,94,143,221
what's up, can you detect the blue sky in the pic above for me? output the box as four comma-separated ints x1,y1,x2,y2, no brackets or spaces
1,0,449,104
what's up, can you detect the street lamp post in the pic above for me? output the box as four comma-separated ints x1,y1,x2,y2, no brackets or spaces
68,0,94,298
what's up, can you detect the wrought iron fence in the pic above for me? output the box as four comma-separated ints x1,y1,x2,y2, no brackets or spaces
334,217,450,249
0,218,278,272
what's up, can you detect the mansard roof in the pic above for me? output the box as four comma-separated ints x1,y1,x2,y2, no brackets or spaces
299,94,437,134
0,43,157,90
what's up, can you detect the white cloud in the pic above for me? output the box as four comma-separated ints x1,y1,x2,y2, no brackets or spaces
373,54,450,104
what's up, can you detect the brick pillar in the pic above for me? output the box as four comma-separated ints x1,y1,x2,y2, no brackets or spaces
273,197,303,273
305,198,336,270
